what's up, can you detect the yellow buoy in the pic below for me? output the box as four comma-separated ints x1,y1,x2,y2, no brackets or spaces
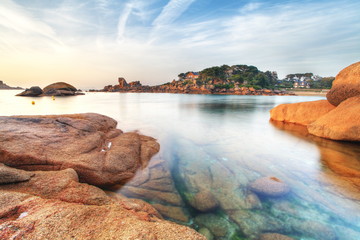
31,101,35,105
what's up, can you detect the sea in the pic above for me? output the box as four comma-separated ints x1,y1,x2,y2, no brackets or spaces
1,89,359,240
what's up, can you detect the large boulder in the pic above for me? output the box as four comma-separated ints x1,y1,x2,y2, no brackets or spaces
326,62,360,106
0,113,160,186
0,166,205,240
308,96,360,141
43,82,77,96
16,86,43,96
270,100,335,126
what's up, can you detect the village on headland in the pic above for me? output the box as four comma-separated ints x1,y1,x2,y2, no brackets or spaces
92,64,334,96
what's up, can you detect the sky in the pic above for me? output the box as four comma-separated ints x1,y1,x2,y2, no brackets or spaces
0,0,359,89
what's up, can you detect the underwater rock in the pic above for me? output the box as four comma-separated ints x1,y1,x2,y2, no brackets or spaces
151,204,189,223
293,220,337,240
258,233,295,240
188,190,219,212
194,213,234,238
0,163,34,184
249,177,290,197
0,113,159,186
198,228,214,240
229,210,284,239
117,157,190,223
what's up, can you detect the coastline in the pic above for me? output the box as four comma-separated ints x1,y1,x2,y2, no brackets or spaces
291,89,329,97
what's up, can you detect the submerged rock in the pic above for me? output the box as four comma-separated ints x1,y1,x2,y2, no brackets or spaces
198,228,214,240
293,220,337,240
0,113,159,186
326,61,360,106
16,86,43,96
249,177,290,197
308,96,360,141
117,157,190,223
188,190,219,212
0,163,34,184
258,233,295,240
195,214,234,238
270,100,335,126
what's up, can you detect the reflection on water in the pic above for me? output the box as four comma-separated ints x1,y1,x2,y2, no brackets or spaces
1,90,359,239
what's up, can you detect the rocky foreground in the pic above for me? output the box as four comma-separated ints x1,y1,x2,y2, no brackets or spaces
270,61,360,141
0,113,205,239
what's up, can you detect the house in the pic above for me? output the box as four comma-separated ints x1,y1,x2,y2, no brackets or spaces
186,72,199,79
293,80,310,88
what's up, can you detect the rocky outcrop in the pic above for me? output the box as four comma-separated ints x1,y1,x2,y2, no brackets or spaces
16,86,43,96
0,163,34,184
0,80,23,90
308,96,360,141
99,78,291,95
118,77,128,88
42,82,78,96
326,62,360,106
270,62,360,142
249,177,290,197
0,113,160,186
0,166,205,240
270,100,335,125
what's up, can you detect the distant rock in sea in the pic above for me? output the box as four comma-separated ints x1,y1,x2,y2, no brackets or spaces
16,82,84,97
0,80,23,90
16,86,43,96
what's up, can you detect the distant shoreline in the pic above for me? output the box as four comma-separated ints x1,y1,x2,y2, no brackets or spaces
291,89,329,97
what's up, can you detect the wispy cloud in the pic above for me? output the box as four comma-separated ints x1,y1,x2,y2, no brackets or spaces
116,3,134,43
152,0,196,27
0,0,61,46
240,2,263,14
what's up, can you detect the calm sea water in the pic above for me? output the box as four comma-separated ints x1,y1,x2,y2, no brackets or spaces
1,90,359,240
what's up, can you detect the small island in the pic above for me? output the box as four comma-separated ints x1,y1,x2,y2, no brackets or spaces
16,82,84,97
95,64,334,96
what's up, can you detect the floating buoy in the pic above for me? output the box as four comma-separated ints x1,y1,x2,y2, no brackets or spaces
31,101,35,105
52,96,55,100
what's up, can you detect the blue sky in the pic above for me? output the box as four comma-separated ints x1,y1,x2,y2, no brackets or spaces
1,0,359,89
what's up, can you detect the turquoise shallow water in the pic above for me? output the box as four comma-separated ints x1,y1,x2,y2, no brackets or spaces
1,90,359,239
